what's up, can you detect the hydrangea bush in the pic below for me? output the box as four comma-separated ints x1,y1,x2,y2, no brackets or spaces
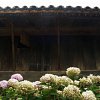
0,67,100,100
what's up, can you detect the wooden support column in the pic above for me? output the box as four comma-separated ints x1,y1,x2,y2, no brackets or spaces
11,22,15,70
57,13,61,70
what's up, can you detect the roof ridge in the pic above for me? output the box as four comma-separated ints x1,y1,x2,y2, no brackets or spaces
0,5,99,11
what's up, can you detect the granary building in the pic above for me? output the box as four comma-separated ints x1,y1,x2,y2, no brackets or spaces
0,6,100,72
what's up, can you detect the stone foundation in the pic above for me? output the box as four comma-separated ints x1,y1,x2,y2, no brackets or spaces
0,70,100,81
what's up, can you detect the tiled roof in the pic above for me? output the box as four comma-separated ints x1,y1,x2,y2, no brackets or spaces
0,6,99,18
0,5,99,12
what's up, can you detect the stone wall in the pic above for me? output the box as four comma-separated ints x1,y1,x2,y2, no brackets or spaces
0,71,100,81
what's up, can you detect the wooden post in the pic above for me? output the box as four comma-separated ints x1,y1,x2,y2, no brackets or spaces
11,22,15,70
57,13,61,70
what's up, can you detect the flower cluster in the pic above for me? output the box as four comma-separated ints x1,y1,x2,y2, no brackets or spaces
40,74,73,87
11,73,23,81
79,77,92,87
87,74,100,84
17,80,37,94
66,67,81,77
63,85,82,100
40,74,57,83
82,90,96,100
55,76,73,86
8,78,19,88
0,80,8,89
0,67,99,100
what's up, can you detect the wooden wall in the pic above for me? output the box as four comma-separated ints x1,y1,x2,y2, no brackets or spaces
0,35,100,71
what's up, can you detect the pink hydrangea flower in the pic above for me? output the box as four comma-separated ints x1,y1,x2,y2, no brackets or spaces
11,73,23,81
0,80,8,89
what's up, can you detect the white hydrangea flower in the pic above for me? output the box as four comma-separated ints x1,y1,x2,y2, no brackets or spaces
40,74,57,83
8,79,19,88
79,77,92,87
41,85,52,90
57,90,63,95
74,80,80,86
17,80,37,94
66,67,81,77
88,74,100,84
63,85,82,100
82,90,96,100
97,75,100,83
55,76,73,86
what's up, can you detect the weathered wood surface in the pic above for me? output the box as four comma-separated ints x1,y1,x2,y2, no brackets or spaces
0,8,100,71
0,36,100,71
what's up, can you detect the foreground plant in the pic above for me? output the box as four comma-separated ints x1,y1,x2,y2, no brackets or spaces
0,67,100,100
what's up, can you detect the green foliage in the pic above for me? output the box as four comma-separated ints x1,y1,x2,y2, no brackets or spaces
0,87,21,100
89,84,100,99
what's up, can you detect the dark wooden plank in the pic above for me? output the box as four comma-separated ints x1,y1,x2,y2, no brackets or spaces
60,36,84,70
82,36,96,70
93,37,100,70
